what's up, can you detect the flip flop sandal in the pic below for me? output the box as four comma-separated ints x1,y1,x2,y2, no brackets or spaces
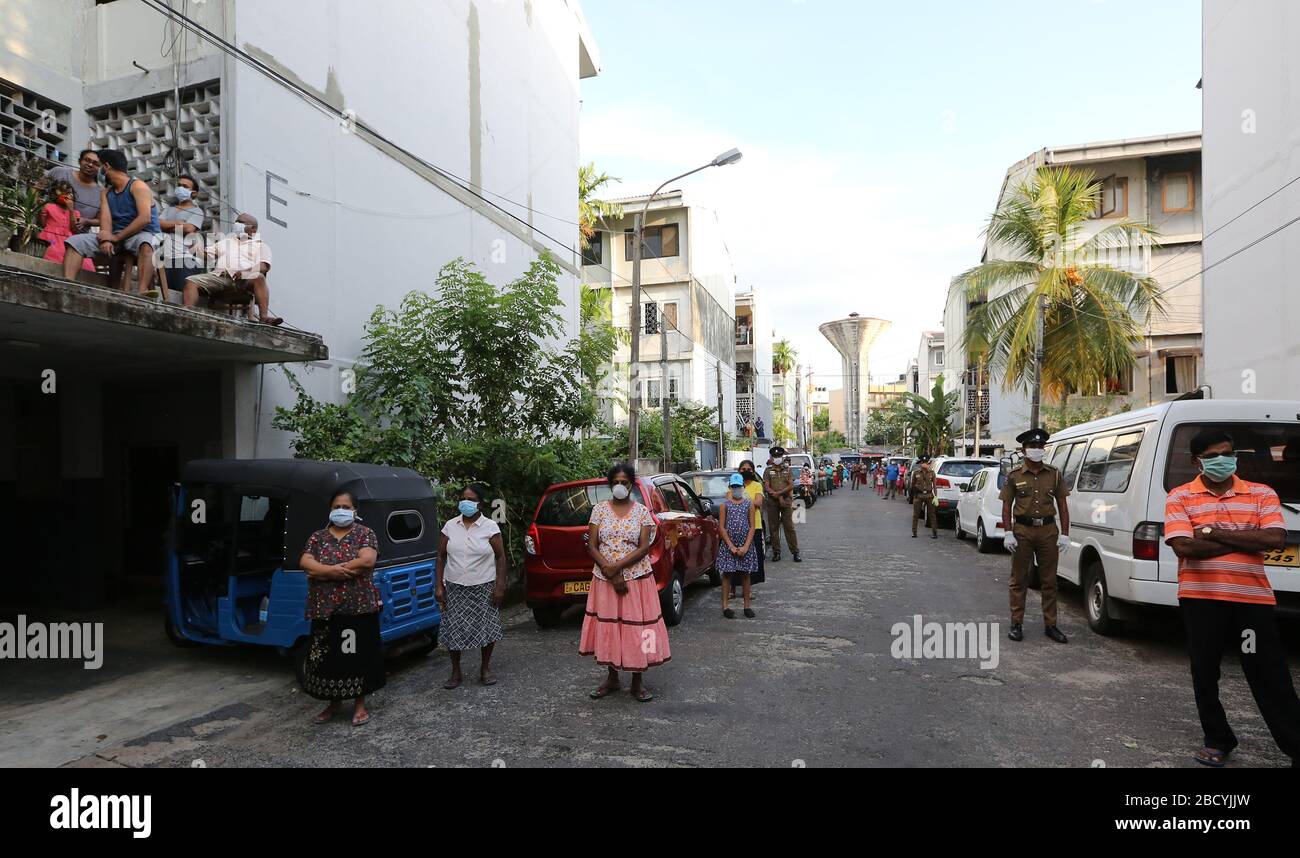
589,684,620,700
743,608,756,618
631,688,655,703
479,675,498,687
723,608,736,619
351,713,372,727
443,678,462,690
313,708,339,724
1194,747,1230,768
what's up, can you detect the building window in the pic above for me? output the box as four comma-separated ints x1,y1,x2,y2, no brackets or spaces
663,302,678,330
934,349,944,366
1095,175,1129,218
1166,355,1197,395
581,232,603,266
1162,172,1194,213
668,377,679,404
624,224,680,261
647,379,661,408
1104,368,1132,395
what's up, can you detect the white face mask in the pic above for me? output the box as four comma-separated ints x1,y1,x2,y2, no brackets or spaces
611,484,631,501
773,457,784,466
1024,448,1047,463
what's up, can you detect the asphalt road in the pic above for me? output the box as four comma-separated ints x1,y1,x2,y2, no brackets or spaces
78,484,1300,768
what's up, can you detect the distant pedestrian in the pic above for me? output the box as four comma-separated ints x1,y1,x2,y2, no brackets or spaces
299,489,383,727
886,461,900,499
436,483,507,689
581,463,669,702
1164,429,1300,767
911,456,939,538
875,467,886,496
1001,428,1071,645
717,473,758,619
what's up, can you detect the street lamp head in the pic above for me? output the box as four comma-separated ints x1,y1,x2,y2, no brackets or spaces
711,148,743,167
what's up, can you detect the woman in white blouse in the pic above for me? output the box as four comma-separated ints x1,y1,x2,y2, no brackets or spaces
436,483,508,689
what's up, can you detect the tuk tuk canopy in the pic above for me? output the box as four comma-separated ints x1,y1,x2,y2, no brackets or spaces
179,459,441,570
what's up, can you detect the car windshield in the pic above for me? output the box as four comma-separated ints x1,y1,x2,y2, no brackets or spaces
689,474,733,498
938,461,992,479
1164,422,1300,504
535,483,647,526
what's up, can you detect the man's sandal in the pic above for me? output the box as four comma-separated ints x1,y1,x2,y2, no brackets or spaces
1194,747,1231,768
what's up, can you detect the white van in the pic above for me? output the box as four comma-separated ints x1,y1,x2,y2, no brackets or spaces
784,452,815,472
1043,399,1300,635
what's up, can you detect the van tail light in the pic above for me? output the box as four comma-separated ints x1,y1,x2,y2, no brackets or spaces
525,524,540,556
994,521,1004,529
935,478,951,488
1133,522,1163,561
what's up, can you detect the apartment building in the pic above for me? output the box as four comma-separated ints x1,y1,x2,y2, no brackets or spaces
734,289,773,439
582,190,738,428
0,0,599,609
913,330,946,395
945,132,1204,446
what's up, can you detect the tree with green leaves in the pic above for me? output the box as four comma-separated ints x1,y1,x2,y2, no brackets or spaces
864,398,910,447
954,166,1165,412
812,410,830,433
902,376,960,456
578,163,623,250
272,254,614,574
772,339,797,375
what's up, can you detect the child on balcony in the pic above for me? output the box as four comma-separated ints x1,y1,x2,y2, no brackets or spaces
40,181,95,272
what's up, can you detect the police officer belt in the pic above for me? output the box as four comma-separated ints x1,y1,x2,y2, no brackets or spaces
1014,515,1055,527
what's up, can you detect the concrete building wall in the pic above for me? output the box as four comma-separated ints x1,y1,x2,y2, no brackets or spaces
220,0,593,456
1202,0,1300,399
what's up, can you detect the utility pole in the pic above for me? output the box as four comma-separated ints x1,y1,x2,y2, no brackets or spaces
794,362,804,449
628,211,643,464
716,359,725,466
1030,293,1047,429
660,309,671,473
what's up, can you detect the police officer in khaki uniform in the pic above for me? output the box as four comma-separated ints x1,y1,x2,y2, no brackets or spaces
762,446,801,562
910,456,939,538
1000,428,1072,643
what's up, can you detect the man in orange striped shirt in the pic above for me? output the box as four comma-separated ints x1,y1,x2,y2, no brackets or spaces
1165,429,1299,767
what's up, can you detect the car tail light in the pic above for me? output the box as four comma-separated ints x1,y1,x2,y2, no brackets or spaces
525,524,540,556
994,521,1004,529
935,478,951,488
1133,521,1162,561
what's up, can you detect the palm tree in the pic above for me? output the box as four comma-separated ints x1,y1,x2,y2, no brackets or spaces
903,376,960,456
954,166,1166,418
772,339,797,375
578,163,624,250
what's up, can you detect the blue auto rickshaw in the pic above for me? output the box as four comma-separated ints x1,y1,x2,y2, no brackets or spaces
165,459,441,682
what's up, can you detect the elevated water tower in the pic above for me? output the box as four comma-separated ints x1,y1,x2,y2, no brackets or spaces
819,313,891,445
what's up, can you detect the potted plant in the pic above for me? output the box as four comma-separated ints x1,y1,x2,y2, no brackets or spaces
3,186,48,256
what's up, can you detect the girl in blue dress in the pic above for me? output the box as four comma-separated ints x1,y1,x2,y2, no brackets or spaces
716,473,758,619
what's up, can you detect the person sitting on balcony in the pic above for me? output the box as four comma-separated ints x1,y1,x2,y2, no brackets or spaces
62,149,163,297
157,174,206,303
39,181,94,272
42,149,102,228
182,213,282,325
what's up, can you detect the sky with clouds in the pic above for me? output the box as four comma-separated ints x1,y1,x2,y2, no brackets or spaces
578,0,1202,390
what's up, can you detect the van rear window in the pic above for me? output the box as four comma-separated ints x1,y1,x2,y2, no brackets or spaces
535,484,647,527
1165,423,1300,504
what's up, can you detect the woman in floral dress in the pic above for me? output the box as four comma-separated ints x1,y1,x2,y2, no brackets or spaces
580,463,670,702
717,472,758,619
298,489,384,726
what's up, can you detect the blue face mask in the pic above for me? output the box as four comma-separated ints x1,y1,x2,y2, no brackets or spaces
1200,455,1238,482
175,186,193,202
731,487,745,499
329,508,355,527
458,500,480,518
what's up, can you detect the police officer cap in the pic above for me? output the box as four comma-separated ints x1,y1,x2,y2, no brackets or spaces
770,446,787,458
1016,427,1050,445
918,455,931,463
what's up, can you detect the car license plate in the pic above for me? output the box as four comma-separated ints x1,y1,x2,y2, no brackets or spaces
1262,545,1300,568
563,581,591,595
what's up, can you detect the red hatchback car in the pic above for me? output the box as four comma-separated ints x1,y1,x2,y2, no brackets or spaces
525,474,721,628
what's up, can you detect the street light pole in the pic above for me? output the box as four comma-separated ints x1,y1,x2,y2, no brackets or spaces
627,148,743,467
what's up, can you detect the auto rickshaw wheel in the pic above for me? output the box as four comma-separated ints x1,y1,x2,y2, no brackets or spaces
532,605,566,629
164,614,195,647
291,639,310,690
